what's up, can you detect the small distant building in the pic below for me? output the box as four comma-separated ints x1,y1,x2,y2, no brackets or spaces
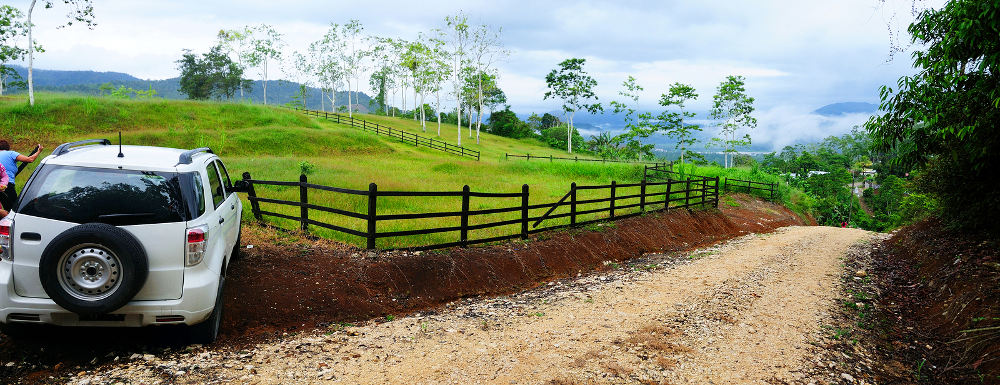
786,170,830,179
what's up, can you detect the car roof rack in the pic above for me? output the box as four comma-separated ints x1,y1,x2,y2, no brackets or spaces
53,139,112,156
177,147,214,165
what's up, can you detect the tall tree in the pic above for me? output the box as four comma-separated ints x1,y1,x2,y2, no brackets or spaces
340,19,364,117
314,23,346,112
544,58,603,153
246,24,283,105
866,0,1000,231
25,0,95,106
366,36,395,115
284,51,316,109
658,82,702,165
609,76,655,161
0,5,33,96
426,30,450,136
217,26,254,101
445,13,470,146
469,23,509,144
709,75,756,168
176,45,249,101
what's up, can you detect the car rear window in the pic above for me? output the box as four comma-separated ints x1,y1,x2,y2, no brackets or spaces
17,165,201,226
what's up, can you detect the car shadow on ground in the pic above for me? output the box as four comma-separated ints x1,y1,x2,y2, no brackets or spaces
0,323,198,383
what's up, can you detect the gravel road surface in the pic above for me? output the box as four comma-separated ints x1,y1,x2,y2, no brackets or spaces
70,225,874,384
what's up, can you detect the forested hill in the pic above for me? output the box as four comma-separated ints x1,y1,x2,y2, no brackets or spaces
8,66,370,111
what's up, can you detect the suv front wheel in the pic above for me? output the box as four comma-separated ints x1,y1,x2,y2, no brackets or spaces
38,223,149,316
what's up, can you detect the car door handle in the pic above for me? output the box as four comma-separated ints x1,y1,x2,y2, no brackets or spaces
219,217,225,224
231,204,236,210
20,232,41,241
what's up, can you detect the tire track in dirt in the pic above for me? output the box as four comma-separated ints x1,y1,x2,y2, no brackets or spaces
68,226,873,384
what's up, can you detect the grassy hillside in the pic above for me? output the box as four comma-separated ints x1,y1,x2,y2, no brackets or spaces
0,93,796,248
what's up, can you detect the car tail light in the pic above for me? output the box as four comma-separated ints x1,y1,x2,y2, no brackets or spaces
186,226,207,266
0,218,11,262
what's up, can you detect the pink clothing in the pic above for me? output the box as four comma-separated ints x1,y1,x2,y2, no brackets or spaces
0,163,7,188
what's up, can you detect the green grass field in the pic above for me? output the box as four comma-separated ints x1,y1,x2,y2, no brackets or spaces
0,93,796,248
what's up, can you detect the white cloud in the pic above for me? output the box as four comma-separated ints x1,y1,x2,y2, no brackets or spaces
14,0,943,124
748,106,871,150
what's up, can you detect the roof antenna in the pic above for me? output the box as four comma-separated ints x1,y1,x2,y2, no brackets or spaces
117,131,124,158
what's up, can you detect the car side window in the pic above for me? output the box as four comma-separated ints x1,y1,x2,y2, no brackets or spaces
215,160,233,194
206,162,225,209
192,171,206,217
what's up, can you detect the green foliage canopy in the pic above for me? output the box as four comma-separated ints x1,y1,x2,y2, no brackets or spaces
865,0,1000,232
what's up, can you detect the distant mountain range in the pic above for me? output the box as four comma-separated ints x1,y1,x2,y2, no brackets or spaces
7,66,371,111
812,102,878,116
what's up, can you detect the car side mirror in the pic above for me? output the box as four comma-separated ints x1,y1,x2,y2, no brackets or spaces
229,180,251,193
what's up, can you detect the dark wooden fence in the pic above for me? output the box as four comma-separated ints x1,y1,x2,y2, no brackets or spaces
506,153,666,166
643,162,682,179
292,107,480,161
241,171,719,251
723,178,778,200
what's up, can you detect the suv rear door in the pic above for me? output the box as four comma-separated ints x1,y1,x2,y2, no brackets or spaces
200,161,228,274
12,165,189,300
213,160,240,257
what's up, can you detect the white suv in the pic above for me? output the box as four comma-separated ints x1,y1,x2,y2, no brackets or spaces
0,139,243,343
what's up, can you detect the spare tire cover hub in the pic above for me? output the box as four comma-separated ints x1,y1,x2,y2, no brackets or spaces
58,244,122,301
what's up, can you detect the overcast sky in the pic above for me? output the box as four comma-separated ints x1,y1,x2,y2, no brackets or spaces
10,0,938,149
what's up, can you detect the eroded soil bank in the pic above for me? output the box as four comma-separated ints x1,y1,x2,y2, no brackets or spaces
844,219,1000,384
222,194,806,345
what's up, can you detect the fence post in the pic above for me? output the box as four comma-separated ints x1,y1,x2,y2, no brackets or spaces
715,177,721,208
704,178,711,207
665,179,672,210
505,153,508,161
242,172,262,221
610,181,617,218
550,155,553,162
299,174,309,232
521,184,529,239
367,183,377,250
570,182,577,226
685,179,691,208
770,183,776,201
640,178,647,212
460,185,470,247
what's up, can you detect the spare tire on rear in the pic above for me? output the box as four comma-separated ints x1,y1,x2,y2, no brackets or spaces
38,223,148,316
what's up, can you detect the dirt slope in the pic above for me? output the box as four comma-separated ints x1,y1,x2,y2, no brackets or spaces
71,226,874,384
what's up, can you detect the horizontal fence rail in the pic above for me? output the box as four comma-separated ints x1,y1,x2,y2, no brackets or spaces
292,107,480,161
723,177,778,201
506,153,667,166
241,171,719,251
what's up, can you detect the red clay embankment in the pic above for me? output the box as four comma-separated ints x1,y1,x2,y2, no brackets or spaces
224,193,808,344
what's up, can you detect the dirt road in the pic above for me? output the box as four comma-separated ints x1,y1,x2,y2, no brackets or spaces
71,226,874,384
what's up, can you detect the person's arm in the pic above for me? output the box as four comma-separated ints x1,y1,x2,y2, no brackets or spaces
0,163,7,191
15,144,43,163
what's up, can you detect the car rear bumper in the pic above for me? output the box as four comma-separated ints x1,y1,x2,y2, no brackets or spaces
0,260,219,327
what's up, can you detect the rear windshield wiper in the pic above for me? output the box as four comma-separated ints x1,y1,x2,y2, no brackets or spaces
97,213,155,219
